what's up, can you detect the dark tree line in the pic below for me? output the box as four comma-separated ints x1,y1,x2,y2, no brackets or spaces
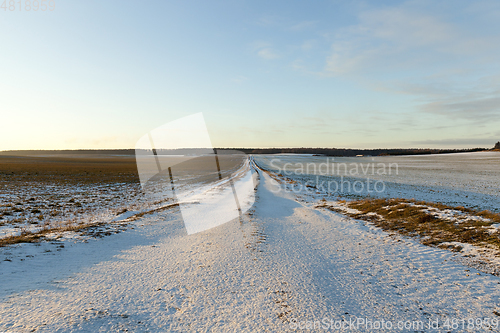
1,147,490,157
216,147,486,156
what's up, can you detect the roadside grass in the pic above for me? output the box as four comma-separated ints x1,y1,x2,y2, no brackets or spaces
0,222,94,247
316,198,500,251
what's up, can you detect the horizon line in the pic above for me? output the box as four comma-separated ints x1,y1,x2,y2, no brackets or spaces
0,147,491,153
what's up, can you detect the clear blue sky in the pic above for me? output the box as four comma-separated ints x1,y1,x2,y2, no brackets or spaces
1,0,500,150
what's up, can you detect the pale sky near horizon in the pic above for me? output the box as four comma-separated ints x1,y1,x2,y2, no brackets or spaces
1,0,500,150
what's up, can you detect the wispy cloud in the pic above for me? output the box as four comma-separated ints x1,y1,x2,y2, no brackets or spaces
231,75,248,83
257,48,279,59
256,15,317,32
290,21,317,31
252,41,280,60
411,138,497,146
255,15,284,27
323,5,499,75
317,2,500,123
300,39,316,51
422,96,500,121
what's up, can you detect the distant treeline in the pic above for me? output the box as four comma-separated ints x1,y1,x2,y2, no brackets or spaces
0,147,488,157
216,147,487,156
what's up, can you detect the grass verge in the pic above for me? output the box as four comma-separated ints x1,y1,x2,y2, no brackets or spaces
316,198,500,251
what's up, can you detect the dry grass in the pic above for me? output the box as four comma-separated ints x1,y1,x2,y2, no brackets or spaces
317,198,500,249
0,222,93,247
120,203,179,221
0,201,180,247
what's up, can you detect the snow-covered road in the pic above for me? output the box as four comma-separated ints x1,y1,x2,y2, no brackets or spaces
1,167,500,332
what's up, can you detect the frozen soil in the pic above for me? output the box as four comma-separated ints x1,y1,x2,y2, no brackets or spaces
0,153,243,245
0,155,144,241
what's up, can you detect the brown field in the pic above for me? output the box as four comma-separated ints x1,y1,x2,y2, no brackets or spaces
0,155,143,246
0,152,246,246
0,155,140,185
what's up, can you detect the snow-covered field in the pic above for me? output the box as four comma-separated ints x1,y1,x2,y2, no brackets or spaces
256,151,500,212
1,152,500,332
